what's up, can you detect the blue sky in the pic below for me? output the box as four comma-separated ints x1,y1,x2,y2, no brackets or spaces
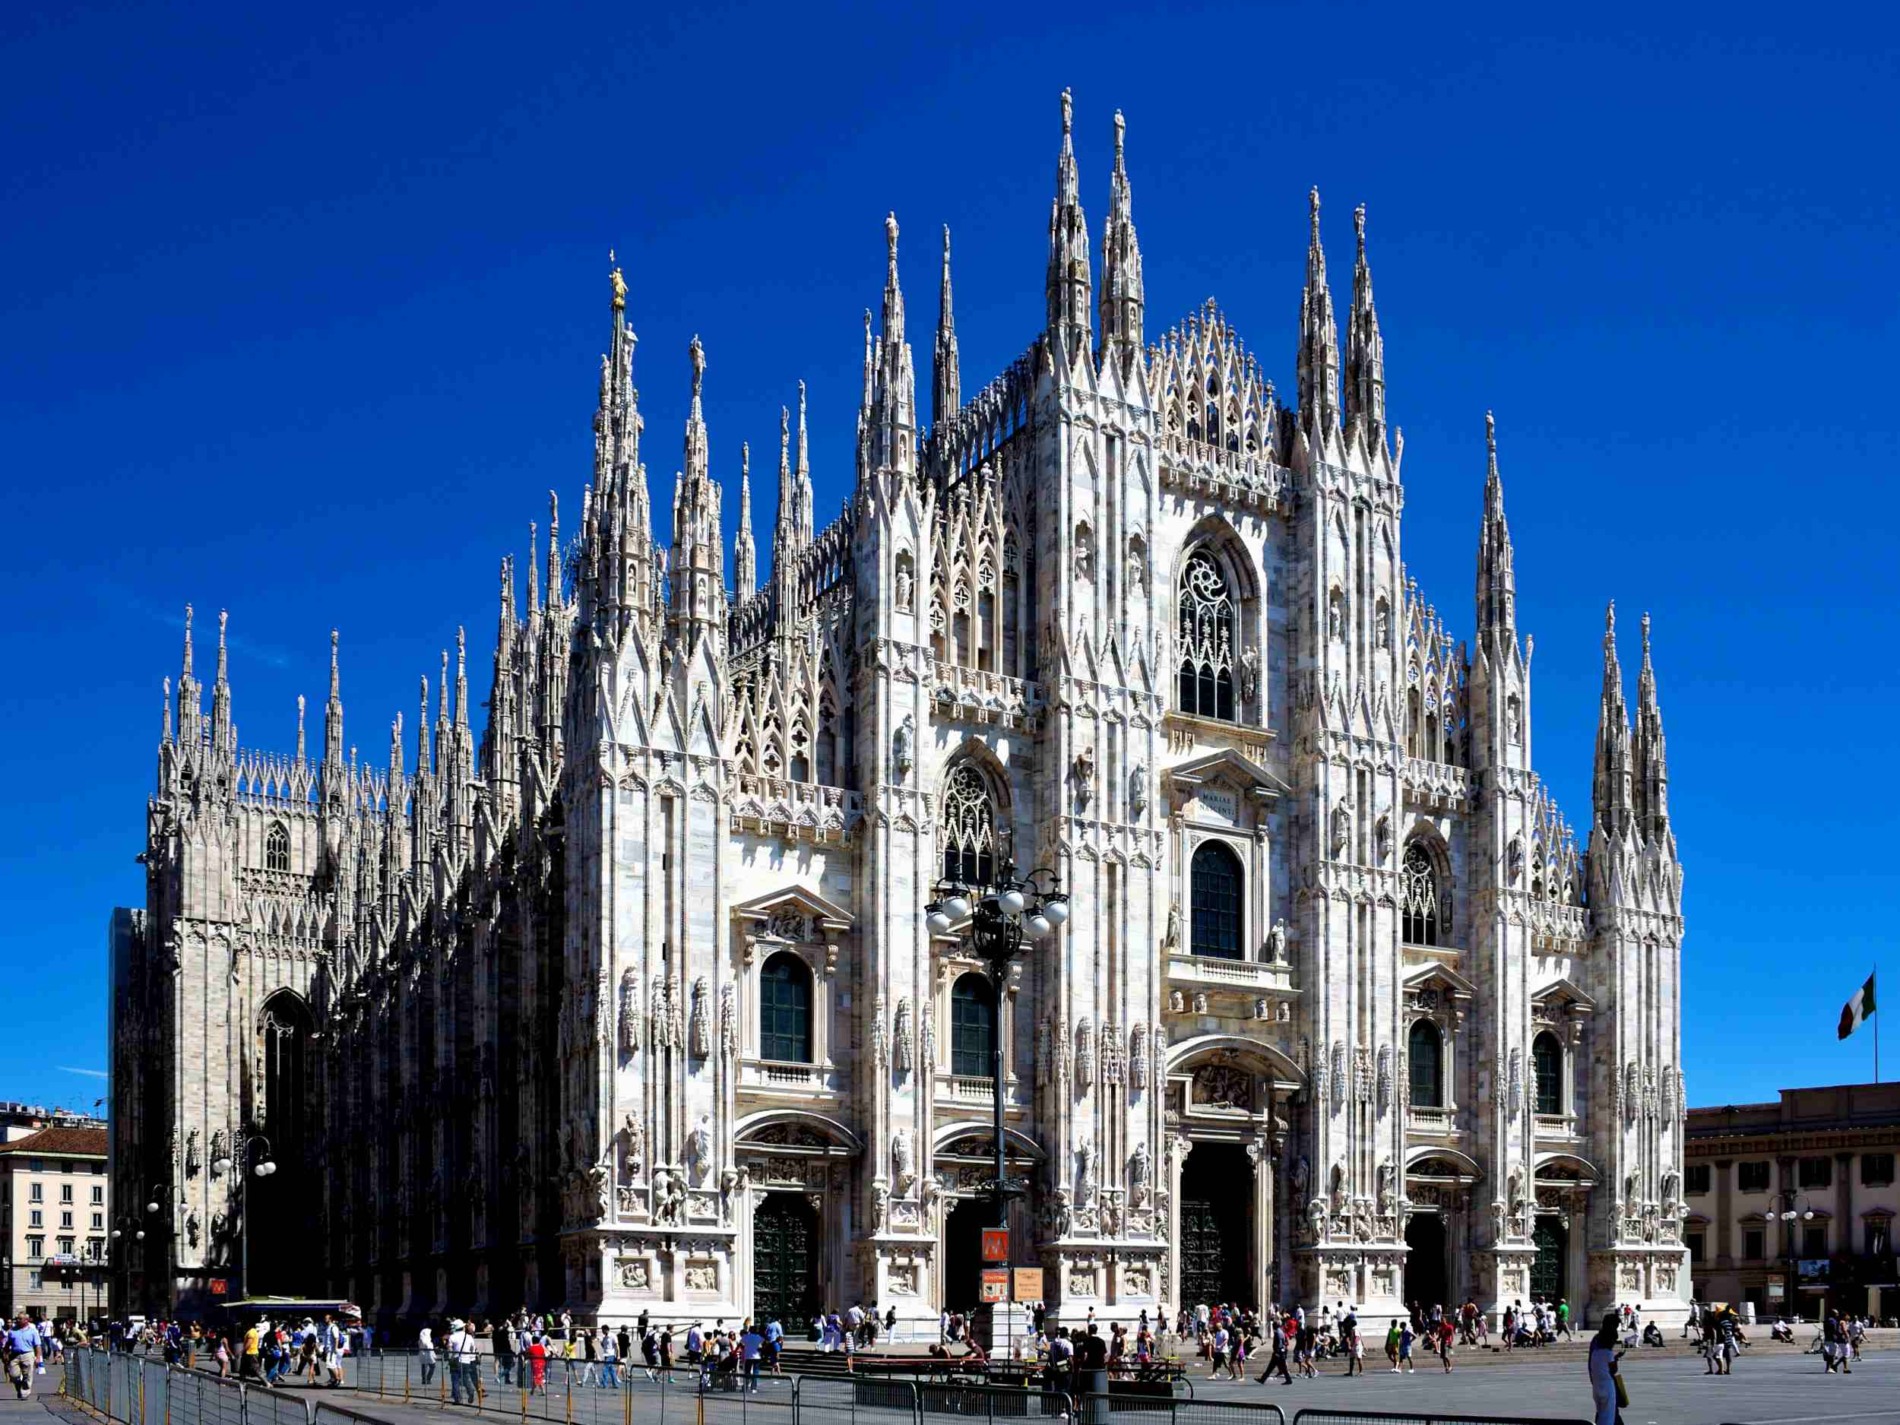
2,1,1896,1112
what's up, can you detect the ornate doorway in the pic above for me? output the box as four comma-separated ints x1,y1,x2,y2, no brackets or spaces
1530,1217,1567,1302
1180,1143,1252,1308
1403,1213,1448,1312
942,1197,988,1310
752,1193,818,1327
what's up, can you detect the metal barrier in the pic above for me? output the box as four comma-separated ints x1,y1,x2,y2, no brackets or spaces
920,1382,1080,1423
1077,1398,1282,1425
1288,1411,1593,1425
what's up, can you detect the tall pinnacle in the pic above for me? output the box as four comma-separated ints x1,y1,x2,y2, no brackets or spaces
1296,187,1340,433
1098,109,1145,360
794,380,813,541
684,334,709,486
1475,412,1517,650
211,608,233,750
1344,203,1386,445
1592,601,1634,836
322,629,344,777
177,604,201,738
545,491,562,609
734,440,757,597
869,217,917,477
1633,612,1671,843
934,226,961,426
1045,88,1092,359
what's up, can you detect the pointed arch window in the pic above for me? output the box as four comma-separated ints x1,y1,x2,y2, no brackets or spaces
1532,1031,1564,1116
1177,552,1236,721
759,952,814,1064
265,822,291,873
1190,840,1243,960
1408,1019,1444,1109
1401,842,1441,946
950,973,996,1078
941,764,999,887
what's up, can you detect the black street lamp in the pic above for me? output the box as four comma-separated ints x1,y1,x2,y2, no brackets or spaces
1769,1189,1816,1321
926,862,1067,1347
210,1133,276,1300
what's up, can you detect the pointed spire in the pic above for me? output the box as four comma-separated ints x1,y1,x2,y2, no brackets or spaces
1296,187,1341,432
498,555,516,661
1633,612,1671,842
670,335,725,629
1475,412,1517,649
794,380,813,540
1098,109,1145,361
416,675,431,778
1592,601,1634,837
1045,88,1092,358
322,629,344,786
296,694,306,762
1344,203,1386,446
527,520,541,612
684,334,709,484
177,604,201,739
211,609,233,750
162,677,172,744
389,711,404,787
455,626,469,730
546,491,562,608
734,441,757,597
882,213,906,350
934,225,961,425
869,219,917,477
181,603,195,681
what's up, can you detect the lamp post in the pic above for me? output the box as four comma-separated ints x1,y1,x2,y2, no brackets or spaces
210,1134,276,1301
1769,1190,1815,1321
925,862,1067,1354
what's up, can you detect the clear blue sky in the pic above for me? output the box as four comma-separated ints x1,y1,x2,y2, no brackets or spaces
3,2,1895,1113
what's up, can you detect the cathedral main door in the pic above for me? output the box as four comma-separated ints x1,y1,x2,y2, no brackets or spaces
752,1193,818,1327
1403,1213,1448,1311
1179,1143,1252,1308
1531,1217,1567,1303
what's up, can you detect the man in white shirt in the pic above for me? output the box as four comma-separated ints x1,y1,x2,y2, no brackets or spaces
446,1320,480,1405
418,1325,437,1387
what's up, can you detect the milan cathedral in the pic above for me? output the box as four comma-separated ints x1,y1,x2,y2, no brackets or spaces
112,91,1689,1331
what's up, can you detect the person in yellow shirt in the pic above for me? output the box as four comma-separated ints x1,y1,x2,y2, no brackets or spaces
241,1325,262,1380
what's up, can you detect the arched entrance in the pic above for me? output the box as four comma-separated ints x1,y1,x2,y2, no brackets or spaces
1180,1143,1253,1309
943,1198,989,1311
752,1193,819,1327
249,991,320,1296
1403,1214,1448,1312
1531,1217,1567,1303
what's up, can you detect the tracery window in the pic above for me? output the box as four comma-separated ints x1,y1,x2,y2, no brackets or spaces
940,764,998,886
1189,841,1243,960
265,822,290,873
1176,552,1236,721
950,973,996,1078
1532,1031,1563,1116
1408,1019,1444,1109
759,952,813,1064
1401,842,1440,946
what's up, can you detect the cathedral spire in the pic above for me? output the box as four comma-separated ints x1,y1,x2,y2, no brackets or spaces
1475,412,1517,652
177,604,200,739
545,491,562,609
296,693,305,762
670,336,726,633
1633,612,1672,845
162,677,172,744
934,226,961,426
455,626,469,732
1591,601,1634,838
1045,88,1092,363
389,710,404,790
321,629,345,796
734,441,757,597
794,379,813,540
1344,203,1386,447
1098,109,1145,363
416,675,431,779
1296,187,1341,433
870,216,917,477
211,608,233,752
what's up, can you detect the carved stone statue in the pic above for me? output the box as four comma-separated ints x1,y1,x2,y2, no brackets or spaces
719,984,735,1059
1128,763,1147,818
685,1124,712,1186
1072,745,1096,814
1162,902,1182,952
892,715,914,781
1129,1142,1152,1207
891,1130,915,1196
895,562,914,612
1075,1142,1097,1206
1074,1018,1095,1085
894,998,915,1074
1330,800,1350,857
185,1129,200,1178
689,978,711,1058
1240,646,1259,703
1266,918,1288,964
1507,836,1525,885
618,969,639,1054
1375,812,1392,861
1168,988,1185,1013
1130,1023,1149,1090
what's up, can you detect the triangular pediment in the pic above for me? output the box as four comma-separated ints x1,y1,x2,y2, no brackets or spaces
1403,960,1477,1000
731,884,854,934
1166,748,1290,800
1530,975,1597,1014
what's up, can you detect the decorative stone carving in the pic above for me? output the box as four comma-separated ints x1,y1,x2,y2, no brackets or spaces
1376,1044,1393,1115
1354,1044,1372,1104
1129,1142,1151,1207
1192,990,1209,1014
1375,812,1392,861
1240,646,1259,704
1129,763,1147,817
1331,1041,1348,1110
619,1258,651,1290
1191,1064,1252,1110
1101,1020,1125,1085
684,1262,718,1293
1074,1017,1095,1086
719,984,735,1060
893,714,914,781
888,1262,919,1295
1076,1141,1096,1205
1163,902,1181,952
688,977,711,1058
894,997,915,1074
1169,988,1185,1013
1072,745,1096,814
1129,1023,1149,1090
1035,1016,1051,1086
1508,836,1525,885
1066,1270,1096,1298
872,994,888,1069
685,1124,712,1186
891,1129,915,1196
1266,918,1287,964
1330,800,1350,857
1507,1048,1523,1118
1624,1062,1640,1127
618,970,639,1053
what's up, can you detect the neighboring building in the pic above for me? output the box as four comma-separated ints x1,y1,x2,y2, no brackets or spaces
1686,1083,1900,1320
0,1118,110,1322
111,92,1688,1331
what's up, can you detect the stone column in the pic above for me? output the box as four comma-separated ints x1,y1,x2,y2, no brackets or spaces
1248,1131,1272,1310
1714,1159,1733,1267
1166,1135,1188,1319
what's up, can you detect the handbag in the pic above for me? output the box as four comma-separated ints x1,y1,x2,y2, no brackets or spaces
1613,1371,1629,1408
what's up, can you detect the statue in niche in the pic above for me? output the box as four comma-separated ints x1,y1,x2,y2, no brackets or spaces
618,969,639,1053
1072,745,1096,814
1327,590,1346,642
895,557,914,612
1168,988,1185,1013
1076,1142,1096,1206
689,978,710,1058
1375,812,1392,861
1162,902,1182,952
1129,763,1147,817
892,715,914,781
1267,918,1288,964
1507,836,1525,885
893,998,915,1074
1129,1142,1152,1207
685,1124,712,1186
1375,601,1391,650
185,1130,200,1178
891,1130,916,1196
1330,800,1351,857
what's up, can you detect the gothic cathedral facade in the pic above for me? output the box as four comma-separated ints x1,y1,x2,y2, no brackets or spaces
113,93,1689,1330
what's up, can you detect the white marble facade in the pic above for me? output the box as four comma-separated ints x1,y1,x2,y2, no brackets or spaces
114,93,1689,1332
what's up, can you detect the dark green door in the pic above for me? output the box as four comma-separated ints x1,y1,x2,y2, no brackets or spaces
1180,1143,1252,1308
1531,1217,1567,1302
753,1193,818,1327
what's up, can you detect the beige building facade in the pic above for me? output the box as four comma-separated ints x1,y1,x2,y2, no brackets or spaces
0,1113,110,1323
112,94,1689,1332
1686,1083,1900,1321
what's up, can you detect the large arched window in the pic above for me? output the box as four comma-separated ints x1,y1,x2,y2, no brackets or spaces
940,765,999,886
1190,841,1243,960
1177,552,1236,721
265,822,291,873
950,973,996,1078
1532,1031,1564,1116
759,952,814,1063
1408,1019,1444,1109
1401,842,1440,946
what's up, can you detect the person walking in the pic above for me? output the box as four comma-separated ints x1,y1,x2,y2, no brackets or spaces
599,1326,620,1389
447,1320,479,1406
418,1324,437,1388
1340,1308,1362,1376
1588,1312,1623,1425
1397,1318,1416,1374
1256,1317,1291,1384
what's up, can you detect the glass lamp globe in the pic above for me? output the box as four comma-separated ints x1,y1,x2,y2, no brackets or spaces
999,888,1027,915
942,894,971,921
1026,913,1053,938
1043,896,1070,926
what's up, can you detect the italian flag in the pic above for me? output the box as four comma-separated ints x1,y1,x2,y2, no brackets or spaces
1838,973,1877,1040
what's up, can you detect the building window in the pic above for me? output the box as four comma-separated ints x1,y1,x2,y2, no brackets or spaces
1531,1031,1564,1116
1861,1153,1895,1187
1867,1219,1892,1257
60,1184,72,1203
1176,551,1237,721
29,1183,42,1202
57,1235,73,1255
758,952,813,1064
1408,1019,1444,1109
1742,1227,1764,1260
1686,1231,1705,1262
1799,1157,1833,1190
1400,843,1440,946
1685,1164,1711,1195
29,1209,42,1228
25,1236,43,1259
1803,1223,1828,1258
1189,841,1243,960
90,1186,102,1204
950,973,996,1078
266,821,291,872
90,1213,103,1230
940,765,999,887
1738,1161,1771,1193
59,1211,72,1228
27,1272,40,1291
